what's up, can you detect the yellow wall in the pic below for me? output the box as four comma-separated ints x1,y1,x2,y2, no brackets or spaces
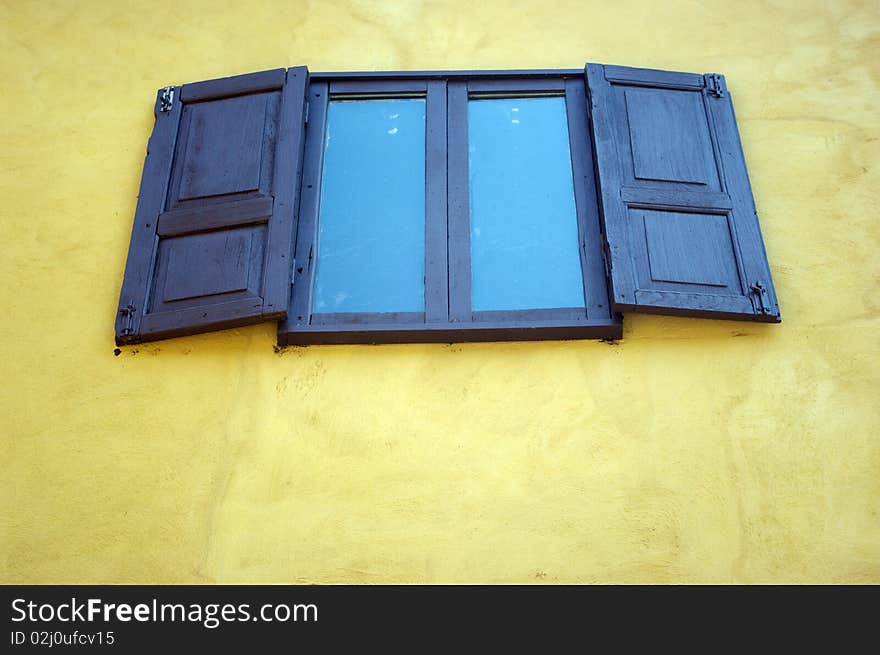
1,0,878,584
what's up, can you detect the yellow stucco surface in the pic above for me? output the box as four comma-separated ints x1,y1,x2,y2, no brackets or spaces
1,0,878,584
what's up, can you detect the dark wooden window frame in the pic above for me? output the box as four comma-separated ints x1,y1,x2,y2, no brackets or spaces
279,69,622,346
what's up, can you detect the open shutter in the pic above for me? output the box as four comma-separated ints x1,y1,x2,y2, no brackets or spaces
115,67,309,344
586,63,780,322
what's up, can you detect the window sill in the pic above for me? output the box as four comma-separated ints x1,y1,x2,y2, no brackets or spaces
278,317,622,346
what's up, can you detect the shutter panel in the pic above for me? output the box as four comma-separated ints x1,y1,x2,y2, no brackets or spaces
586,63,780,322
115,67,309,344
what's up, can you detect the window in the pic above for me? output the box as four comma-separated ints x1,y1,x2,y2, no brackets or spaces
280,72,617,345
312,97,427,315
115,65,780,347
467,96,584,313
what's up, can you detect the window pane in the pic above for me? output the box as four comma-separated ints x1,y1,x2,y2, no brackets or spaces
313,99,426,313
468,97,585,311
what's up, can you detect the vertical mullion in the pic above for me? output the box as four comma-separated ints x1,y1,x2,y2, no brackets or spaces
288,82,329,327
565,78,611,319
425,80,448,323
447,81,471,322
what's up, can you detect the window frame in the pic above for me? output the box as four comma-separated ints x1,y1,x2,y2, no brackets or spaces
279,69,622,346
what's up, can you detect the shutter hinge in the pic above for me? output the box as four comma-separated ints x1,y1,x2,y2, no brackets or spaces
304,101,310,125
749,281,771,316
118,303,137,336
159,86,175,112
704,73,726,98
291,258,297,286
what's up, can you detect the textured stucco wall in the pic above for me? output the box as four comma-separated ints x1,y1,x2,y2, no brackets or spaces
1,0,878,583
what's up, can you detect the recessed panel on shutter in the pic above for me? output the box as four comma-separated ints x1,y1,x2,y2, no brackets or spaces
586,63,780,322
115,67,309,344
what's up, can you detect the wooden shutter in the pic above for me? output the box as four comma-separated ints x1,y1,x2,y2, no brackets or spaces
586,63,780,322
115,67,309,344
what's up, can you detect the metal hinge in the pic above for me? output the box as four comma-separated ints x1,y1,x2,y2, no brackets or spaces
749,281,771,316
290,258,297,285
304,101,310,125
704,73,726,98
159,86,175,112
119,303,137,336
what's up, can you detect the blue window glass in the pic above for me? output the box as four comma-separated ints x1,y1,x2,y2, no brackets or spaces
313,98,426,313
468,97,585,311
